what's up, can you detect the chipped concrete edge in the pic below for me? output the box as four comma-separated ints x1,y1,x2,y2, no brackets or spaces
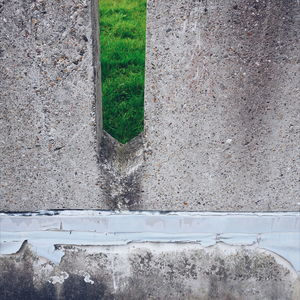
90,0,102,151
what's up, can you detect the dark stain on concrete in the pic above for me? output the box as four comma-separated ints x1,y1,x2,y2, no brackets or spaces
0,246,56,300
99,131,144,210
228,0,299,144
61,274,111,300
0,242,297,299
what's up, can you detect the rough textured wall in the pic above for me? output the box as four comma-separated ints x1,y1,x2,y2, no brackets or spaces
0,242,299,300
0,0,144,211
0,0,107,210
142,0,300,211
0,0,299,211
0,1,299,298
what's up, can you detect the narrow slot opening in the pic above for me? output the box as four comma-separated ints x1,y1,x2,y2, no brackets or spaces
99,0,146,144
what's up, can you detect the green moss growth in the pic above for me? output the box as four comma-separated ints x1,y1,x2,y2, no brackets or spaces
99,0,146,144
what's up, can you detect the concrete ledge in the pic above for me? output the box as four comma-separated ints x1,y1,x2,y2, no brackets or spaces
1,210,299,271
1,211,299,299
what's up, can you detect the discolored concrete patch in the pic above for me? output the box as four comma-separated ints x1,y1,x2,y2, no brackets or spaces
0,242,299,300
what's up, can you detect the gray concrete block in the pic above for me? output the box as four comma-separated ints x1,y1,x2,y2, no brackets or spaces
1,0,299,211
141,0,300,211
0,0,108,210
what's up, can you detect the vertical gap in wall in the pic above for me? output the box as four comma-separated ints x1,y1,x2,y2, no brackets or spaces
99,0,146,144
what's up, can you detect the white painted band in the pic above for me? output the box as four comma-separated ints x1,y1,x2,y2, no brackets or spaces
0,211,299,271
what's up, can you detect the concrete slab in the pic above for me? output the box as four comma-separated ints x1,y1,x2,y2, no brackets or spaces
0,0,107,210
142,0,300,211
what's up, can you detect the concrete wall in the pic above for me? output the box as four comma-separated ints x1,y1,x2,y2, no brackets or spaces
0,0,108,210
0,1,299,299
1,0,299,211
142,0,300,211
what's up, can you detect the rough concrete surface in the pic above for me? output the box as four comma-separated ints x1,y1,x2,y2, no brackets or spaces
0,0,299,211
0,0,143,211
0,0,107,210
0,242,299,300
142,0,300,211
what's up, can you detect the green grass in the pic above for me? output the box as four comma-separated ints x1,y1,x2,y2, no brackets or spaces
99,0,146,144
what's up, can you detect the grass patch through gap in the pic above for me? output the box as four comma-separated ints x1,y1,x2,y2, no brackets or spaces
99,0,147,144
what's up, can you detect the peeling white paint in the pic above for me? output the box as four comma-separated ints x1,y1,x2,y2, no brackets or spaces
82,272,94,284
49,272,69,284
0,211,299,272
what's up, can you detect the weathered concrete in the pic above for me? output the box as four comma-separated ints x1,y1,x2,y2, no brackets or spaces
1,2,299,298
0,0,107,210
1,0,299,212
1,210,300,298
1,211,299,270
142,0,300,211
0,242,299,300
